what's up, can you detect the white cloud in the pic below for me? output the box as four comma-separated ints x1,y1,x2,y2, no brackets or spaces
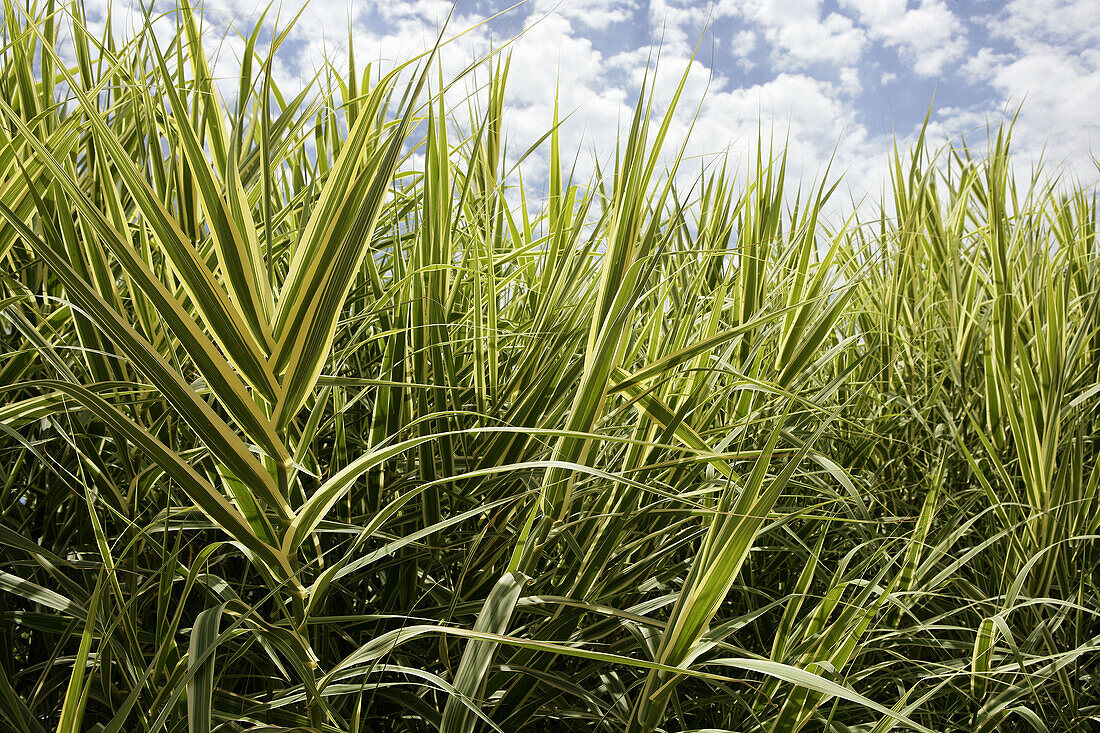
982,51,1098,175
840,0,966,76
645,0,713,54
58,0,1095,225
721,0,867,69
476,1,883,216
728,29,757,69
838,66,861,96
960,47,1011,83
991,0,1100,51
532,0,638,31
501,12,630,179
954,0,1100,180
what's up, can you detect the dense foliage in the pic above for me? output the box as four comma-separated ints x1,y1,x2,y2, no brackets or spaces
1,3,1097,731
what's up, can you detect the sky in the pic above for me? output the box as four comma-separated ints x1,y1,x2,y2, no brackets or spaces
81,0,1099,207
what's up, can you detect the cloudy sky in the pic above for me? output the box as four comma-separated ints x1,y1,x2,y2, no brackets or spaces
88,0,1099,204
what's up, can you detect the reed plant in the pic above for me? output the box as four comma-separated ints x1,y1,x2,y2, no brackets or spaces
0,3,1096,731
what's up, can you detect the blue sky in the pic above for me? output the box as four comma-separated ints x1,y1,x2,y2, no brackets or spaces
85,0,1099,201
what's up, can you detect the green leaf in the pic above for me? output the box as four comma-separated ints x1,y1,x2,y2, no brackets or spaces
187,604,226,733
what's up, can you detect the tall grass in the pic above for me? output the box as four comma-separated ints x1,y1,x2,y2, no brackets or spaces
0,3,1097,731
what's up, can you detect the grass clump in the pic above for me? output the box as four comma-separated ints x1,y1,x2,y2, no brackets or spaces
0,3,1097,731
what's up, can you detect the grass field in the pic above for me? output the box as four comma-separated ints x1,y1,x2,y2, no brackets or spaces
0,2,1097,731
